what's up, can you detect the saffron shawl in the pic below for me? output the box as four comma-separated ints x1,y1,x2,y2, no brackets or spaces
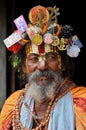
0,87,86,129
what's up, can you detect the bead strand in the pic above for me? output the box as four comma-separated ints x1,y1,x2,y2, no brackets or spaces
12,78,75,130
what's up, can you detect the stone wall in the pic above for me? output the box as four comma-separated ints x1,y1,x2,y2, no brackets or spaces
0,0,6,110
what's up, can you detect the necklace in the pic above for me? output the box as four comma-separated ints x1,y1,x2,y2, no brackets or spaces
24,102,44,120
12,78,75,130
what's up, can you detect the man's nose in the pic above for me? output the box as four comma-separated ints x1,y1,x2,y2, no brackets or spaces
37,58,48,71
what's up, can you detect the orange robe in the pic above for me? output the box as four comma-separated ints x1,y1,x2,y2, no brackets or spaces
0,86,86,130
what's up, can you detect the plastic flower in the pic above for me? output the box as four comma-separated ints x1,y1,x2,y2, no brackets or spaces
61,25,73,38
67,44,80,57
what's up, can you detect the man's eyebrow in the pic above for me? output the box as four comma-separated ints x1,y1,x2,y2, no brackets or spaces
46,52,57,56
29,53,39,57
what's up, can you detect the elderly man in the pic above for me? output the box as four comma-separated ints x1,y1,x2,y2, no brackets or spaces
0,5,86,130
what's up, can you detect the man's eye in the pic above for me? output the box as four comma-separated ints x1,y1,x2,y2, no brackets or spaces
46,55,56,61
29,57,38,63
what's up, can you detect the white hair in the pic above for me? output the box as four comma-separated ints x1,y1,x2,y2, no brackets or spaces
26,70,62,103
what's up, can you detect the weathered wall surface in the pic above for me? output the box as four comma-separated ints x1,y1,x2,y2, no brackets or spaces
0,0,6,110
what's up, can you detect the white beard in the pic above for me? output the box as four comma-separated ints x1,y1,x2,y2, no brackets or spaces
26,70,62,103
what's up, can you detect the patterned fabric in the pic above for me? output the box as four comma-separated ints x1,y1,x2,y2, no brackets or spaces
20,92,74,130
0,86,86,130
71,87,86,129
74,97,86,112
0,90,22,130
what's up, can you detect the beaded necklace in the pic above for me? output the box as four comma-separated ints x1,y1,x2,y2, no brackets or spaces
24,102,44,120
12,78,75,130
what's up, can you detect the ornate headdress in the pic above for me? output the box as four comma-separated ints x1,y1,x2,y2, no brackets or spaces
3,5,83,68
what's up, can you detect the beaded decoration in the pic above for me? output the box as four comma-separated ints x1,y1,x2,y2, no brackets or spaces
12,78,75,130
4,5,83,56
3,5,83,69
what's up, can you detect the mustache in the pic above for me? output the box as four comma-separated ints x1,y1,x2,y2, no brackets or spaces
28,70,58,82
36,70,54,77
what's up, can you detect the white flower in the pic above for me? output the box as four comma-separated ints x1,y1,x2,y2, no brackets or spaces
26,26,42,39
29,26,42,34
67,44,80,57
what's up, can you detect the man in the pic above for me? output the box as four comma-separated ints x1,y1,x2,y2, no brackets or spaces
0,5,86,130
